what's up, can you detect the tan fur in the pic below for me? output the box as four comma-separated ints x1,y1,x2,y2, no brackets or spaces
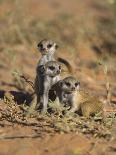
77,91,103,117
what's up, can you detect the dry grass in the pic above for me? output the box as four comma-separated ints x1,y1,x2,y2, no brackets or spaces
0,0,116,145
0,92,115,141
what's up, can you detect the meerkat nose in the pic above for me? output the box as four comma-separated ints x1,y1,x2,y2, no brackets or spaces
42,48,46,51
72,87,75,90
57,70,60,74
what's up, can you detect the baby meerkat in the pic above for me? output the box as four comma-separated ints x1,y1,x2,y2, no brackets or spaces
53,76,103,118
34,60,61,112
37,39,72,73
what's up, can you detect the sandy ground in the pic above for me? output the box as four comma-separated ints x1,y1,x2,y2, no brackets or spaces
0,0,116,155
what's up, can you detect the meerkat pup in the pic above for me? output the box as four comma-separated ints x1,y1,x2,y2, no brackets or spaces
37,39,72,73
34,60,61,112
53,76,103,118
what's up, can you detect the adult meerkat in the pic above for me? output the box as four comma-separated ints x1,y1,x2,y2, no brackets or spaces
53,76,103,118
37,39,72,73
34,60,61,112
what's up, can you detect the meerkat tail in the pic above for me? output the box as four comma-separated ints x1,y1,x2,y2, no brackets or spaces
57,57,73,73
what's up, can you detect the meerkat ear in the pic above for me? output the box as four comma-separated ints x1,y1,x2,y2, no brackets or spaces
77,81,80,86
55,44,59,49
76,81,80,90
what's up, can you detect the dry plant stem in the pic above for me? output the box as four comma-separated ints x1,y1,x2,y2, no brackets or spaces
0,134,42,140
103,64,111,106
99,62,111,106
19,75,34,90
98,62,115,113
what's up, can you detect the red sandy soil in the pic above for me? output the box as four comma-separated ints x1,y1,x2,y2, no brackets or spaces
0,0,116,155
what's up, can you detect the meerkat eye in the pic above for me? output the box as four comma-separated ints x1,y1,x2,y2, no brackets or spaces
59,66,61,69
49,66,55,70
65,82,71,87
47,44,52,48
38,43,43,48
75,82,80,87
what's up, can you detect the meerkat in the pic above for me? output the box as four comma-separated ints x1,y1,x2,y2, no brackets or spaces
37,39,72,73
52,76,103,118
34,60,61,112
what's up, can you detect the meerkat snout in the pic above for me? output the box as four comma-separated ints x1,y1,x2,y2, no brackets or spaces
72,87,76,91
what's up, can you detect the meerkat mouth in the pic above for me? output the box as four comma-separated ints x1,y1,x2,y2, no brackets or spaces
48,71,61,77
48,74,59,77
64,91,73,94
42,51,48,55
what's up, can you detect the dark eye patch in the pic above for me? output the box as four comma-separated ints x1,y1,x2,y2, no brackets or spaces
75,82,80,87
38,43,43,48
49,66,55,70
65,82,71,87
47,44,52,48
59,66,61,69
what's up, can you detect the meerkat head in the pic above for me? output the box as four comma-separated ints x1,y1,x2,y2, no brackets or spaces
37,39,58,55
43,61,61,77
60,76,80,92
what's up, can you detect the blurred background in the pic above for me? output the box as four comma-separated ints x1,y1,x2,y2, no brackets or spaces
0,0,116,101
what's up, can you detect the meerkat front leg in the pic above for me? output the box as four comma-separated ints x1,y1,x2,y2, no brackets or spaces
35,74,49,112
70,103,78,113
69,91,81,113
38,82,50,112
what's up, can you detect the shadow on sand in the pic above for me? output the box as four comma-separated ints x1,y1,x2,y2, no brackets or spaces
0,90,33,105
